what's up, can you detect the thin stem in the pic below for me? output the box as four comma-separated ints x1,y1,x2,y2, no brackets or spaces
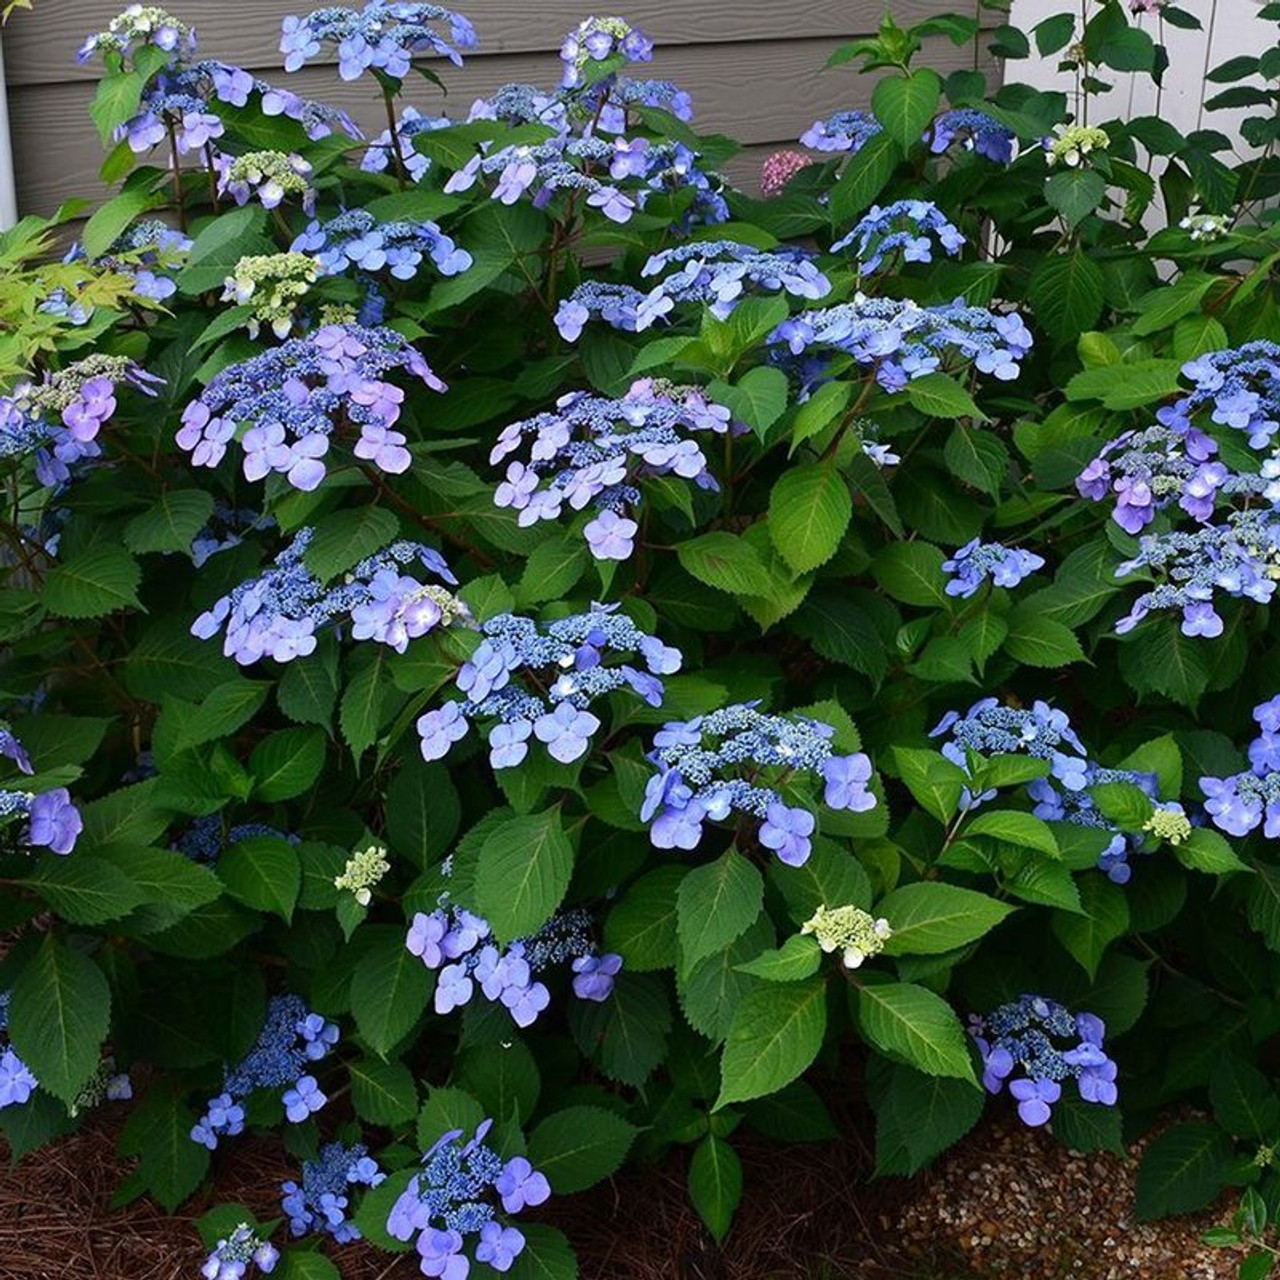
382,88,409,190
165,117,188,233
203,142,222,212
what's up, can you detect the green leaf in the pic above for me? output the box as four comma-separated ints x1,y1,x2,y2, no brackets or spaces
1210,1056,1280,1139
9,935,111,1104
385,760,460,869
277,643,340,728
871,69,942,150
23,854,143,925
713,365,790,440
855,982,975,1081
351,927,434,1056
873,542,949,608
767,463,852,575
735,934,822,982
278,1255,340,1280
1002,609,1085,667
527,1105,638,1193
571,972,671,1086
116,1083,209,1211
879,883,1014,955
905,373,987,420
174,678,273,752
1176,827,1249,875
516,534,587,607
716,979,828,1108
43,546,142,618
871,1063,983,1176
1050,1094,1124,1155
1065,359,1185,410
302,507,400,581
893,746,968,824
678,532,775,596
340,653,389,758
124,490,215,557
964,810,1060,855
249,727,325,802
218,835,301,922
81,186,163,261
178,206,274,295
688,1135,742,1242
1052,876,1129,978
506,1225,579,1280
1028,251,1105,343
829,131,903,225
474,808,573,943
350,1058,419,1126
678,850,765,969
1045,169,1106,229
1089,781,1155,830
90,69,147,143
944,426,1007,496
1134,1122,1234,1220
605,865,686,971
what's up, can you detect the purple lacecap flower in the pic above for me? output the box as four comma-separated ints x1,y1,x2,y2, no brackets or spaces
555,299,591,342
583,509,638,560
354,422,411,473
758,802,815,866
1008,1077,1061,1126
610,137,650,179
653,718,703,749
571,952,622,1002
640,764,691,823
489,720,532,769
297,1012,339,1060
435,963,474,1014
61,377,116,442
975,1037,1015,1093
417,1227,469,1280
0,729,32,776
0,1047,37,1108
502,979,551,1028
418,702,470,761
27,788,82,855
283,1074,326,1122
821,753,876,812
407,912,448,968
496,1155,552,1213
651,797,708,850
475,1221,527,1272
533,702,601,763
242,421,292,481
1181,601,1224,638
586,186,636,223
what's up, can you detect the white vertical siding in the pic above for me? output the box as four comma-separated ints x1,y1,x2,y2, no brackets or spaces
1010,0,1274,150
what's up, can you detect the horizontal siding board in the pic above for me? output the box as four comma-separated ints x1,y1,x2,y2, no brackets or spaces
11,36,990,214
6,0,964,86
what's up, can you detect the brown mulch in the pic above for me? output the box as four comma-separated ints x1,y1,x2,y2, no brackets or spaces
0,1107,1249,1280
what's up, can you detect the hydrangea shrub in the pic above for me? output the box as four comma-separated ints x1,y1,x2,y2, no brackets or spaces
4,0,1280,1271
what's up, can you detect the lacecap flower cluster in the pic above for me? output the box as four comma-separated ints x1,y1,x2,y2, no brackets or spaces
641,705,876,862
177,323,445,490
769,294,1034,393
387,1118,551,1276
192,528,464,665
489,379,736,561
190,994,340,1148
0,354,163,489
280,1,478,79
971,995,1118,1126
417,603,681,767
407,897,621,1027
282,1141,384,1241
1201,695,1280,838
201,1224,279,1280
831,199,965,274
942,539,1045,599
556,239,830,339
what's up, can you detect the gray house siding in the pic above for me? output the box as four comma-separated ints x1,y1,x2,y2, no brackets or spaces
5,1,990,214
